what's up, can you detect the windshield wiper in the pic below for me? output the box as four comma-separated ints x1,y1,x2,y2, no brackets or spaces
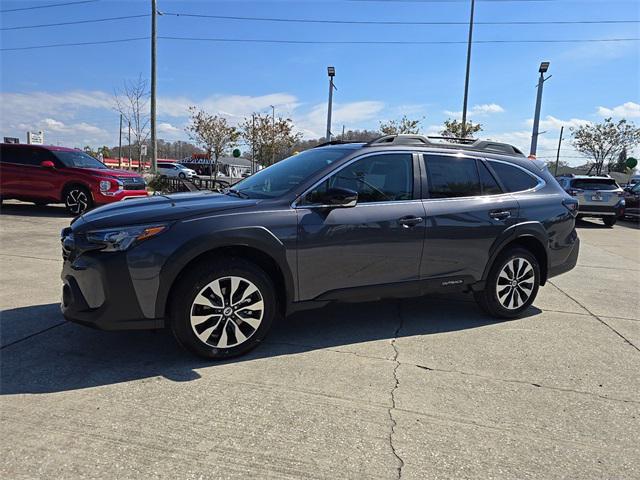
225,188,250,199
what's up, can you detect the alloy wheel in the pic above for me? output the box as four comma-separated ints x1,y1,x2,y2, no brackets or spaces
495,257,535,310
66,189,89,214
190,276,264,348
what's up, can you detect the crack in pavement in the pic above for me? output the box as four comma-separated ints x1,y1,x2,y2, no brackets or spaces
549,280,640,353
0,321,67,350
388,301,405,480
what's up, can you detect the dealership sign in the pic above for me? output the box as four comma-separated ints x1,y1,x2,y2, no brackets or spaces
3,137,19,144
27,131,44,145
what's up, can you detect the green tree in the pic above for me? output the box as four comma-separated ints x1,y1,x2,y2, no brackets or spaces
379,115,423,135
240,113,301,167
571,118,640,176
440,119,483,139
186,107,240,181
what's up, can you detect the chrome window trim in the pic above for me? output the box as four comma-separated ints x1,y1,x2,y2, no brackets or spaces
291,150,417,209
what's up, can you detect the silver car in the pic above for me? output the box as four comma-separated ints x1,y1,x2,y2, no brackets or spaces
556,175,624,227
157,162,198,179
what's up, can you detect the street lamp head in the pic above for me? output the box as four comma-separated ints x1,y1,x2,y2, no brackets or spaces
327,66,336,77
539,62,550,73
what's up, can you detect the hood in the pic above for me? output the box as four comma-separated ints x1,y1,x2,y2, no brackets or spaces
76,167,142,178
71,191,258,231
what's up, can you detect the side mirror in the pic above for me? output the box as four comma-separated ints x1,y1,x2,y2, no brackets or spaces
306,187,358,208
40,160,55,168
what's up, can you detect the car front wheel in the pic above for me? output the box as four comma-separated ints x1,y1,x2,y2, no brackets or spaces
170,258,276,359
64,186,92,215
474,247,540,319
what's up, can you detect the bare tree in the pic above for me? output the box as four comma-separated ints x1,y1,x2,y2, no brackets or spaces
240,113,301,167
186,107,240,181
571,118,640,175
379,115,423,135
441,118,482,139
114,74,150,169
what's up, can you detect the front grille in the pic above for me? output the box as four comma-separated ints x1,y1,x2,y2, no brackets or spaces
118,177,146,191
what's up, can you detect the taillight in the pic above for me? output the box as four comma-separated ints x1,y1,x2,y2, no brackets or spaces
568,188,583,196
562,198,579,216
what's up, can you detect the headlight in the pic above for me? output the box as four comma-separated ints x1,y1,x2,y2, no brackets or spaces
86,224,168,252
99,178,123,193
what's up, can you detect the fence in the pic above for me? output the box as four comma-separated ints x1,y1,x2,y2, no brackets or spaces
153,176,234,194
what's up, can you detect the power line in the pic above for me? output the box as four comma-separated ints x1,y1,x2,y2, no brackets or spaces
158,36,640,45
0,0,99,13
2,35,637,52
0,37,149,52
161,12,640,26
0,14,149,31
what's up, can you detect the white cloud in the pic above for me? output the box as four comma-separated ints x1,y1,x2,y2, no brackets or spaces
444,103,505,117
297,100,385,138
597,102,640,118
158,93,300,119
524,115,591,131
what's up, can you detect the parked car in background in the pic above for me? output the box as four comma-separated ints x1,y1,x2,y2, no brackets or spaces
556,174,625,227
61,134,580,359
0,143,148,215
157,162,198,179
622,182,640,221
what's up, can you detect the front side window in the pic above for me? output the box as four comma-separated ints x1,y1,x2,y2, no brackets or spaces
234,148,351,199
425,155,481,198
304,153,413,204
52,150,108,169
489,161,539,192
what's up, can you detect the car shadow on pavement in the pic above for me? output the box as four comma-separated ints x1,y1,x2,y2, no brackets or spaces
0,296,539,395
0,202,69,218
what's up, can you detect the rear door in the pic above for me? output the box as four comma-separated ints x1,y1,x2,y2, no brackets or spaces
420,153,519,283
296,152,426,300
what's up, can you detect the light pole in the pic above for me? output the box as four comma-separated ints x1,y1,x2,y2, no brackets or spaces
530,61,551,157
554,125,564,176
270,105,275,166
326,66,336,141
461,0,475,138
118,113,123,168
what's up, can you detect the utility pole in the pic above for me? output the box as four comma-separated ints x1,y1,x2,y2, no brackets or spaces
461,0,475,138
118,113,123,168
554,125,564,176
271,106,276,165
530,61,551,157
150,0,158,173
252,113,256,174
326,66,336,141
128,121,132,170
342,125,345,141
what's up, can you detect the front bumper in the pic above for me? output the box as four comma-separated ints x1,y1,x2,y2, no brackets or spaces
60,252,163,330
94,189,149,205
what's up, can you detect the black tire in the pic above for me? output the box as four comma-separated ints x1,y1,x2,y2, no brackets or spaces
170,257,276,359
33,201,49,207
63,185,93,215
603,216,617,227
474,247,540,319
178,172,186,179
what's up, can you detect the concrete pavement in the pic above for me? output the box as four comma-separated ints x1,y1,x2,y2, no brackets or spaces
1,200,639,479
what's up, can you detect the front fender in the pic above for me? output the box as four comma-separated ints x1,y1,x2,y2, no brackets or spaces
153,225,294,318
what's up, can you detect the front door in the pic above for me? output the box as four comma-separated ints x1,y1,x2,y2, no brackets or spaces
295,152,426,300
420,153,519,282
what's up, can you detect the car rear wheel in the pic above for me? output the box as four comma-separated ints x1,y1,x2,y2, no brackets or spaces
64,186,92,215
170,258,276,359
474,247,540,319
603,216,617,227
178,172,186,179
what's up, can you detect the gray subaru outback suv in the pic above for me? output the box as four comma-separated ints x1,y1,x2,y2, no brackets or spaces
556,174,624,227
61,134,580,359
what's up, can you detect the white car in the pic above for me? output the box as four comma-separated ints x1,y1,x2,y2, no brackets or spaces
157,163,198,179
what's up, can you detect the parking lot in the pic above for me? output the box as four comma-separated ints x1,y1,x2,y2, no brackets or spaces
1,200,638,479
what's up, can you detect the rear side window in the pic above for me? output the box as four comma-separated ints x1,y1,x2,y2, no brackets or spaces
489,161,539,192
0,146,50,166
571,179,619,191
424,155,481,198
478,161,502,195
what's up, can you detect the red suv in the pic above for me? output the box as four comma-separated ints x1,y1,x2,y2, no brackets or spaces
0,144,148,215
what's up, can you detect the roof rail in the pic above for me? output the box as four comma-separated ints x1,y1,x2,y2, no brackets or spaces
313,140,364,148
365,134,525,156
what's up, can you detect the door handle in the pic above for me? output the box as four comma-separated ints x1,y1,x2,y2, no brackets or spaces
489,210,511,221
398,215,423,228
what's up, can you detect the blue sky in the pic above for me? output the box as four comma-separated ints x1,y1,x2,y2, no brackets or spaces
1,0,639,164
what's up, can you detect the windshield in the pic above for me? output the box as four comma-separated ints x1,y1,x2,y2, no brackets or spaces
53,150,108,169
233,148,351,199
572,179,619,191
